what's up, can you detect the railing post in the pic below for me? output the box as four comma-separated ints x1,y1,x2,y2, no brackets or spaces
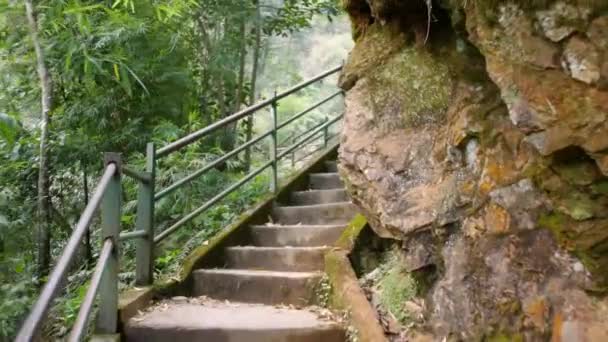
97,153,121,334
270,93,278,193
323,116,329,148
135,143,155,286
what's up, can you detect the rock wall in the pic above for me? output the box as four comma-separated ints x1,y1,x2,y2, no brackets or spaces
338,0,608,340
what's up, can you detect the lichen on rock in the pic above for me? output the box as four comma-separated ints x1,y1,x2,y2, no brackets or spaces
338,0,608,340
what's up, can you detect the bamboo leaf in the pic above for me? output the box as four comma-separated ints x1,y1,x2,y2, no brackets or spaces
0,113,19,147
119,65,132,97
63,4,104,14
123,64,150,96
113,63,120,81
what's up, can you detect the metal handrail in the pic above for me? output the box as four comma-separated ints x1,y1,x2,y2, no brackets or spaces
68,238,114,341
148,64,343,253
16,158,121,341
156,65,342,157
279,114,342,159
154,129,273,201
276,90,342,131
148,66,343,245
18,65,344,341
279,116,328,147
154,159,274,243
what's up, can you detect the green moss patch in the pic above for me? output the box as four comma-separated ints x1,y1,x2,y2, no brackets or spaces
486,332,524,342
539,212,608,289
336,213,368,251
375,247,420,325
340,22,407,90
591,180,608,196
368,46,452,127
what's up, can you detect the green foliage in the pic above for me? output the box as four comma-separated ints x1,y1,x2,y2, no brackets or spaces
0,113,21,146
0,0,347,339
0,280,37,339
377,247,419,325
265,0,340,36
152,169,271,278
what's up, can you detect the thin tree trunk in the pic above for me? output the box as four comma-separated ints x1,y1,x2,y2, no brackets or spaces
232,20,247,115
225,19,247,155
245,0,262,171
217,77,231,153
258,39,270,78
219,18,246,154
25,0,53,279
196,15,214,126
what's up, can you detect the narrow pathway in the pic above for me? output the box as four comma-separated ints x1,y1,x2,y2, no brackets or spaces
126,160,357,342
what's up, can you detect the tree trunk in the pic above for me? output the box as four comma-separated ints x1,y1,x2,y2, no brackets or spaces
196,15,214,126
244,0,262,171
220,18,247,154
232,20,247,115
258,39,270,80
25,0,53,279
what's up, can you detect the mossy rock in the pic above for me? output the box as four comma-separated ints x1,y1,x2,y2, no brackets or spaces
374,247,420,325
367,46,453,128
340,22,407,90
552,159,602,186
591,180,608,196
486,332,524,342
539,212,608,288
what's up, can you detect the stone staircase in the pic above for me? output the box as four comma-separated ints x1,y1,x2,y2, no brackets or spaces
125,160,357,342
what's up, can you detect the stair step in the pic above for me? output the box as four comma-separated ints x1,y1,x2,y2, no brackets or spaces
272,202,357,225
324,161,338,172
309,173,343,189
192,269,322,305
290,189,348,205
250,224,345,247
125,302,345,342
225,246,328,272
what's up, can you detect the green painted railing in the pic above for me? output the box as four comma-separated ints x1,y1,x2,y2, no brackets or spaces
16,65,344,341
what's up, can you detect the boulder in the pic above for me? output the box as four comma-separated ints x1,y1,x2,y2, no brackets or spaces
339,0,608,339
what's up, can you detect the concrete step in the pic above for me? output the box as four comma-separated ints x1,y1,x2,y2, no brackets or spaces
324,161,338,172
225,246,328,272
309,173,344,190
290,189,348,205
192,269,322,306
272,202,357,225
250,224,345,247
125,302,345,342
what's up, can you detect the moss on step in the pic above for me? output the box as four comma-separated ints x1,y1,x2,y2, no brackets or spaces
336,213,369,251
325,215,388,342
